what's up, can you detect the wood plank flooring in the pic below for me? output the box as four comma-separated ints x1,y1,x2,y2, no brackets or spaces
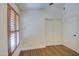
19,45,79,56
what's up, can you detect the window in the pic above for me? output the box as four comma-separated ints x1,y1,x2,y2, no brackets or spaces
7,4,20,56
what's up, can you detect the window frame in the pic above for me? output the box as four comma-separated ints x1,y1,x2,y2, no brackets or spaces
7,4,20,56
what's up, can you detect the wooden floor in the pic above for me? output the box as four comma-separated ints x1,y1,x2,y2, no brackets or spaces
19,45,79,56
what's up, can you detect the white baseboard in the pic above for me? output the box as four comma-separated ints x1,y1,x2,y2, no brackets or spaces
21,45,46,50
21,43,63,50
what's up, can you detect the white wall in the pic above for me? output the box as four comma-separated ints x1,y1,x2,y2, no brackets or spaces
63,3,79,52
0,3,8,56
21,10,46,49
21,4,64,50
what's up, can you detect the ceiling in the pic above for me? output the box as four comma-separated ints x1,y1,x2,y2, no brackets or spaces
16,3,49,11
16,3,65,11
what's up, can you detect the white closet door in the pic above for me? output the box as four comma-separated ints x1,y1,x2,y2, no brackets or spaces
45,19,56,46
45,19,62,46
